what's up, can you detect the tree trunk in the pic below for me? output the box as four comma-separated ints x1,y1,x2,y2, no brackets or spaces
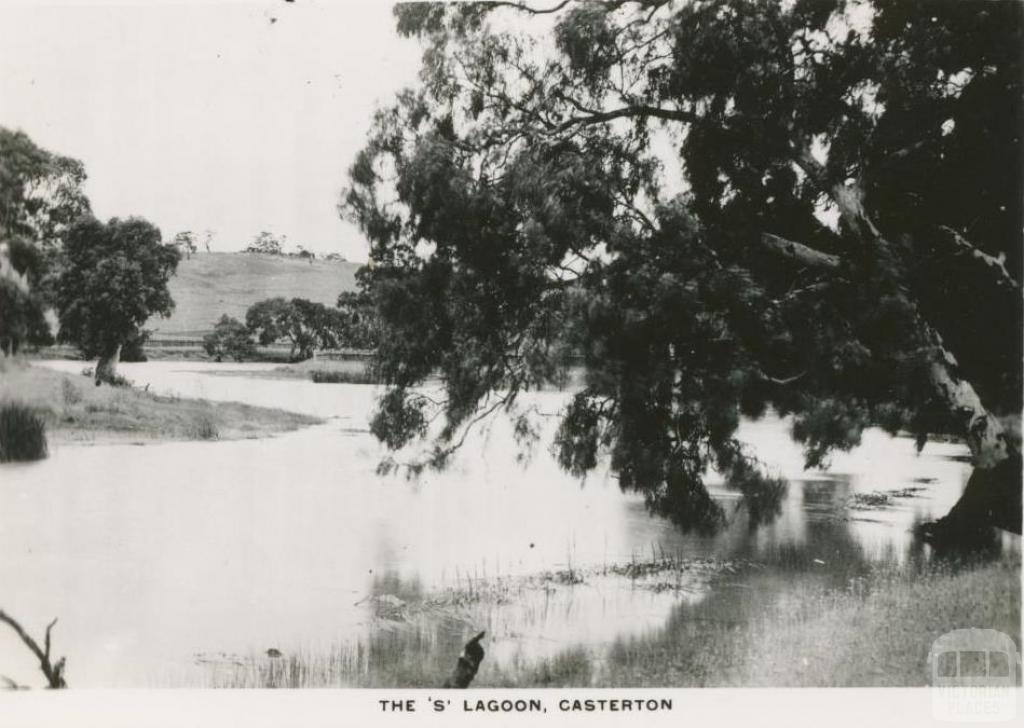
95,344,122,385
824,175,1020,541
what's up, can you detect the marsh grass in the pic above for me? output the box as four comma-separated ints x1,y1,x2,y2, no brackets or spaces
0,402,48,462
198,554,1020,689
187,411,220,440
604,555,1021,687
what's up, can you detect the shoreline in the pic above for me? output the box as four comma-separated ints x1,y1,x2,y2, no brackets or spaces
0,358,322,447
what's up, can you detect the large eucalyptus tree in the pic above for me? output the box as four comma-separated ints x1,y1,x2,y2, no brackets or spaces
343,0,1022,540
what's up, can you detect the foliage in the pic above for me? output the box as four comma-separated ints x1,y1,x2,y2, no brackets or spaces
0,402,48,462
55,216,180,360
170,231,197,259
0,127,91,352
245,231,286,256
120,328,151,363
0,126,90,250
310,367,378,384
245,297,350,361
336,286,381,349
342,0,1022,532
203,314,257,362
0,250,53,355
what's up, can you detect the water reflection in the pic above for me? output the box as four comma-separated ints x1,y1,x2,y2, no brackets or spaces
0,361,1017,687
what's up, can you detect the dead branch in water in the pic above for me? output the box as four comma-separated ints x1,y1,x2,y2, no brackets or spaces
443,631,486,688
0,609,67,688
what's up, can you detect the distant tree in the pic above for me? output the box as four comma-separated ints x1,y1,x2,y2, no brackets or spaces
202,229,214,253
245,297,348,361
203,315,257,362
245,231,285,256
295,245,316,264
170,231,197,261
56,217,180,384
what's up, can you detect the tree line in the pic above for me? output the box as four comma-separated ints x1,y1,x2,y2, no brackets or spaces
203,291,378,362
0,126,365,381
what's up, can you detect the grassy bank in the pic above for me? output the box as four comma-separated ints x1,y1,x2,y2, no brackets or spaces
604,555,1021,687
194,553,1019,688
0,359,320,445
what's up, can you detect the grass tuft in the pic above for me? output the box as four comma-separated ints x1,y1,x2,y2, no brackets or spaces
188,412,220,440
0,402,49,462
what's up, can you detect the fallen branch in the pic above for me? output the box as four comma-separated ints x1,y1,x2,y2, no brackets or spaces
0,609,67,688
443,631,486,688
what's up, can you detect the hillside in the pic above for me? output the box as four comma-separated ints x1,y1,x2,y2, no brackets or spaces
152,253,361,338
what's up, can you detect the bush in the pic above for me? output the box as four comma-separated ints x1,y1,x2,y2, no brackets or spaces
0,402,48,462
203,315,257,362
310,368,378,384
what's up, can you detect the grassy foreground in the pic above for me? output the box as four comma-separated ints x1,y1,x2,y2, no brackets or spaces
605,555,1021,687
0,359,320,445
197,554,1020,688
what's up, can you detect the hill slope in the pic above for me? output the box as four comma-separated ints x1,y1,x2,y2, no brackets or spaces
152,253,361,338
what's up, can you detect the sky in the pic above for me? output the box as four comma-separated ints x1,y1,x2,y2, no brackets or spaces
0,0,423,261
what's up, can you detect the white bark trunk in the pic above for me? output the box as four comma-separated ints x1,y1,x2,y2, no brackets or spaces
827,176,1011,469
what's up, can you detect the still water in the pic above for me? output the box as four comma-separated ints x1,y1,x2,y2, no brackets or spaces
0,361,1009,686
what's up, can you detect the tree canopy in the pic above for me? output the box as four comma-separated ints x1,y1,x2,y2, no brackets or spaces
203,314,257,362
55,217,179,382
245,297,351,361
0,127,91,354
245,231,286,256
343,0,1022,534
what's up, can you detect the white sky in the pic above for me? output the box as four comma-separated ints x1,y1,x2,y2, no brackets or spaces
0,0,423,260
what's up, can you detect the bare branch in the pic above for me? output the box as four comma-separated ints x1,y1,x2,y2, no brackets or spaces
761,233,842,271
756,369,807,386
488,0,573,16
0,609,67,688
551,103,699,135
771,280,831,305
936,225,1020,292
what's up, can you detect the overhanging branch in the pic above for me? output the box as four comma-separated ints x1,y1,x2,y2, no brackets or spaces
936,225,1020,293
760,232,842,271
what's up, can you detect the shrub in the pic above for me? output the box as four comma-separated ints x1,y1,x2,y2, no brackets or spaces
0,402,48,462
203,315,257,362
310,368,378,384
